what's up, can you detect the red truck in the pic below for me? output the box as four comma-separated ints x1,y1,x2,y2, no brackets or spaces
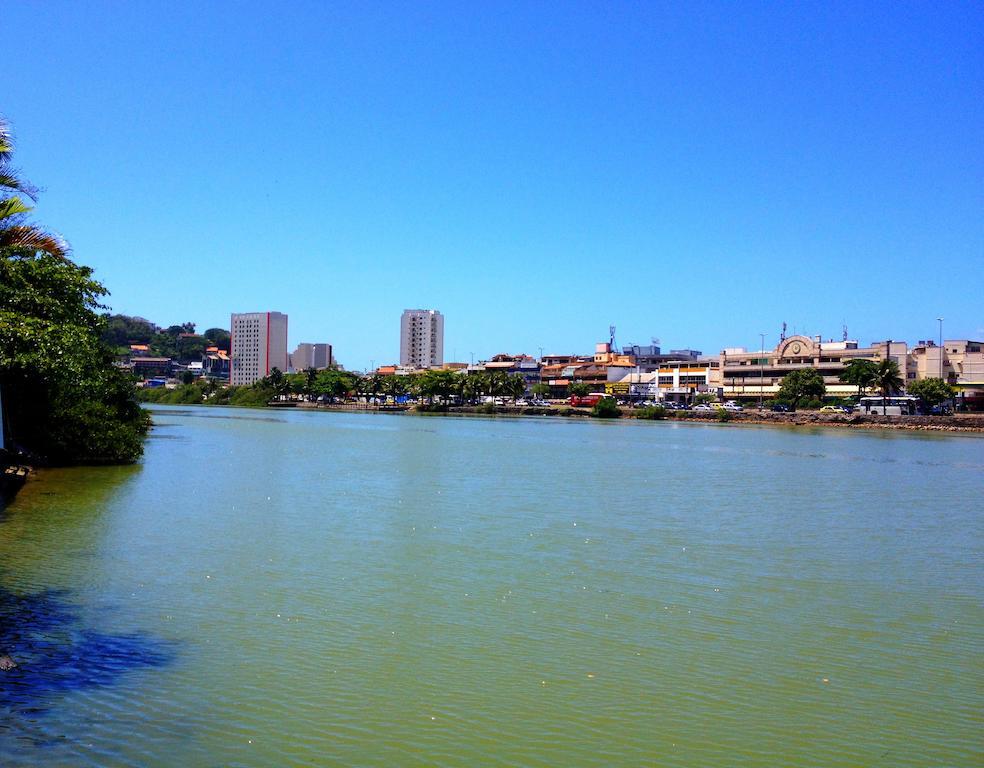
569,393,611,407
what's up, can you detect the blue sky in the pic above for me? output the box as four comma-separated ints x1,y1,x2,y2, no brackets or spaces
4,1,982,369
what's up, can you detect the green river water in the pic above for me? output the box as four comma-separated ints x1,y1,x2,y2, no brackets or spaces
0,405,981,766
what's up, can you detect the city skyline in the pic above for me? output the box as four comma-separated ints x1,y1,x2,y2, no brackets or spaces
2,2,981,370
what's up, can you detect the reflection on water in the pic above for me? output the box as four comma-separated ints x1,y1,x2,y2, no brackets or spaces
0,586,174,715
0,406,981,767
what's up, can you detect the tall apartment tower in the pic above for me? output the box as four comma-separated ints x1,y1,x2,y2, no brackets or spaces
290,343,332,372
230,311,288,386
400,309,444,368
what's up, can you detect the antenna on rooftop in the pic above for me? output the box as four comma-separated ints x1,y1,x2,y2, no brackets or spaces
652,337,660,347
842,323,848,342
609,325,618,353
780,321,787,342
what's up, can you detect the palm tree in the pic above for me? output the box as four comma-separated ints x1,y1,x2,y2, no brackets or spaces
506,373,526,401
1,118,69,261
873,358,904,416
839,358,877,399
483,371,501,402
458,373,480,405
304,367,318,396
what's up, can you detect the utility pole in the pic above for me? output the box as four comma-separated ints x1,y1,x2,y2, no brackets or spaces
759,332,765,408
937,317,944,379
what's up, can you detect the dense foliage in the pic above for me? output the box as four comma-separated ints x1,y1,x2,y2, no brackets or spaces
0,118,149,464
590,398,620,418
906,377,954,408
839,358,878,397
777,368,826,411
635,405,666,420
100,315,230,359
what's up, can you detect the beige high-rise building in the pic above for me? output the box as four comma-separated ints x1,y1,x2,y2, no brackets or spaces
290,343,332,372
230,311,288,386
400,309,444,369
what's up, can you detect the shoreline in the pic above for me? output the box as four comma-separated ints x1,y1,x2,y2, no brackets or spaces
144,401,984,434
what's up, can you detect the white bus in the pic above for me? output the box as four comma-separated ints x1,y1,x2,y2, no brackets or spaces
856,395,919,416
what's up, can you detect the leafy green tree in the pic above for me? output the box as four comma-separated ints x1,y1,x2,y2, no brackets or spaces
175,334,208,362
101,314,158,349
872,358,904,415
420,370,459,404
839,359,878,398
263,367,290,398
311,369,356,402
359,374,383,403
286,373,307,397
413,370,438,403
531,382,550,399
907,377,955,410
1,117,149,463
777,368,826,411
383,375,409,400
568,381,590,397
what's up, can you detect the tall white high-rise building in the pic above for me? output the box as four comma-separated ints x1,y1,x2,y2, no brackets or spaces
230,311,288,386
400,309,444,368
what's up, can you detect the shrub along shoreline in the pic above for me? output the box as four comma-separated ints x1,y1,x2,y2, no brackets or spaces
139,391,984,433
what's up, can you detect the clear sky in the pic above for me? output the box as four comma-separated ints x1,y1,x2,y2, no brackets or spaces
4,1,982,369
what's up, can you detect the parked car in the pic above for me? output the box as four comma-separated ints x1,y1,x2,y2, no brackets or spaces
820,405,848,413
530,399,550,407
721,402,743,412
692,403,716,412
769,404,790,412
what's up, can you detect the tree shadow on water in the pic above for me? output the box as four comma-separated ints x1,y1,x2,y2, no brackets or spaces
0,586,176,717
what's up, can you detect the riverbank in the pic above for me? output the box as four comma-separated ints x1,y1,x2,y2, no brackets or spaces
283,401,984,433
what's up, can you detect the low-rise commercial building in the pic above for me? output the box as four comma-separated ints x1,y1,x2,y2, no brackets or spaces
717,335,911,401
131,357,173,379
911,339,984,410
609,360,719,402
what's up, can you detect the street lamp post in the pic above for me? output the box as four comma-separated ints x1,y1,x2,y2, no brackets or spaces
937,317,944,380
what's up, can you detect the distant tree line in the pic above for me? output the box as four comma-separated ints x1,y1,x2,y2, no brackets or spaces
139,368,533,407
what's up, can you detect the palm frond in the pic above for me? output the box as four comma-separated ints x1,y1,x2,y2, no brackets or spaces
0,170,39,201
0,224,71,260
0,117,12,161
0,196,33,220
